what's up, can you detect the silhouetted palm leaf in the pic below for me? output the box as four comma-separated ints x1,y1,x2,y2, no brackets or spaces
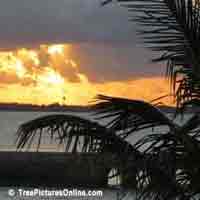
92,94,200,199
134,114,200,199
16,114,145,188
102,0,200,109
15,114,104,152
15,114,140,156
92,95,174,138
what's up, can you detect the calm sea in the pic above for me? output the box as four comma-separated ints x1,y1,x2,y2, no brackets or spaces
0,111,93,150
0,111,193,199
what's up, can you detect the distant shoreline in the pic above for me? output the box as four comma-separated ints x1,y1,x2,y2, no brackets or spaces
0,107,90,112
0,103,197,113
0,103,91,112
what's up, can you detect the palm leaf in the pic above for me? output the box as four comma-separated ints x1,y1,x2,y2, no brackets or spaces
91,95,174,138
15,114,147,189
92,95,200,198
15,114,140,156
102,0,200,109
133,113,200,199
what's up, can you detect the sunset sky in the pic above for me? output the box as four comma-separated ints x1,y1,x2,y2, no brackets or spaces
0,0,173,105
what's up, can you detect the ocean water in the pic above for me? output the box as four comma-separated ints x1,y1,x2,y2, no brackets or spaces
0,111,93,150
0,111,193,199
0,111,192,150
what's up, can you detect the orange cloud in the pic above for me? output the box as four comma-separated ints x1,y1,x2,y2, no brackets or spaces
95,78,173,105
0,72,19,84
0,44,173,106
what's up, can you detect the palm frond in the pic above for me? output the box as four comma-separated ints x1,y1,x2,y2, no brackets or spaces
91,94,200,198
182,98,200,112
101,0,113,6
15,114,146,189
15,114,140,156
91,95,174,138
15,114,102,152
102,0,200,109
133,113,200,199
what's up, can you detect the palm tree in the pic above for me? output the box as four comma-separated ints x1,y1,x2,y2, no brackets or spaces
102,0,200,110
92,95,200,199
14,0,200,199
100,0,200,198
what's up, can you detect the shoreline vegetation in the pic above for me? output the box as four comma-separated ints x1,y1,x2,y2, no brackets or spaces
0,102,196,113
0,103,89,112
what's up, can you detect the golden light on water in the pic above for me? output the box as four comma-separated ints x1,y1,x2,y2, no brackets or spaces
0,44,173,106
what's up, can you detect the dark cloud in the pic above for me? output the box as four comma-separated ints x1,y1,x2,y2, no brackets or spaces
0,0,136,49
0,0,164,82
69,43,164,83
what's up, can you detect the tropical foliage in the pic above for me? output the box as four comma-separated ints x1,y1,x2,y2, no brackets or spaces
102,0,200,109
93,95,200,199
15,113,142,188
16,95,200,199
99,0,200,199
16,114,136,155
